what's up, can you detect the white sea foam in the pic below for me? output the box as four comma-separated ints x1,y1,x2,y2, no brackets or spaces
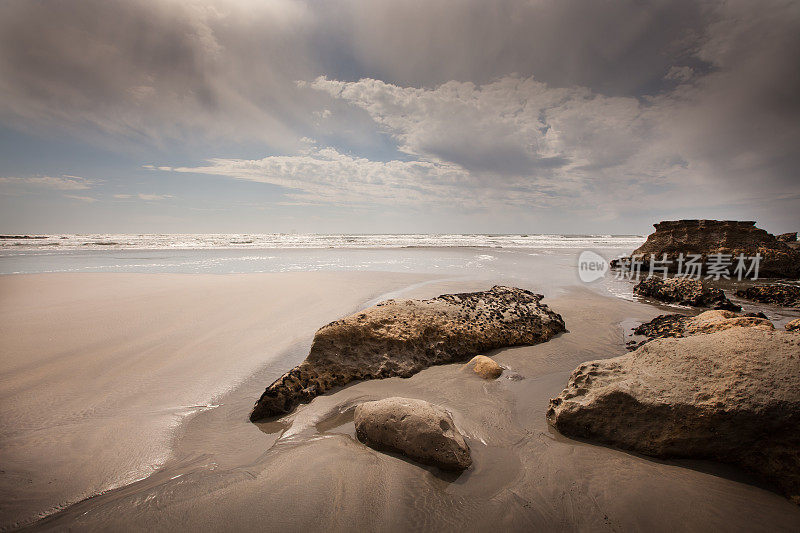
0,233,645,251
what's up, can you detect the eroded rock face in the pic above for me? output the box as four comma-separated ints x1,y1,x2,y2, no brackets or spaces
548,327,800,504
633,276,740,310
735,284,800,307
250,286,565,420
778,232,798,243
787,319,800,332
613,220,800,278
464,355,503,379
354,397,471,470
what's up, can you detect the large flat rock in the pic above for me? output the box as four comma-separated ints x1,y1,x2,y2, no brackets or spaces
612,219,800,278
548,327,800,504
251,286,565,420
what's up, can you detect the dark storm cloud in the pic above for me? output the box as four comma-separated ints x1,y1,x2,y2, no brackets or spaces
317,0,717,96
0,0,722,141
0,0,319,147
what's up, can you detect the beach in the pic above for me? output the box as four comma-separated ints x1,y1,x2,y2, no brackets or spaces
2,252,799,531
0,271,432,527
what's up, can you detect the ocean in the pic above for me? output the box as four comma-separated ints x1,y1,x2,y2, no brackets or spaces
0,233,644,275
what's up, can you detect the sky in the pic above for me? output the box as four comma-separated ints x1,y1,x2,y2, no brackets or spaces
0,0,799,235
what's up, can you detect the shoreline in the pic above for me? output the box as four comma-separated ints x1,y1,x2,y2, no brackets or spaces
4,275,798,531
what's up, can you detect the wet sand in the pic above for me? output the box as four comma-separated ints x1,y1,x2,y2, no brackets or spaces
0,272,434,529
3,274,800,532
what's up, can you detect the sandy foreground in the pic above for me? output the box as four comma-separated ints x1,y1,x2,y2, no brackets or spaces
0,272,435,528
1,273,799,532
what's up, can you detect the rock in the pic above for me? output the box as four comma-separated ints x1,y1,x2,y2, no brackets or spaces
633,276,740,310
548,328,800,504
632,313,690,341
611,220,800,278
684,309,775,334
250,286,565,420
464,355,503,379
735,284,800,307
777,232,798,242
787,319,800,332
354,397,471,470
633,310,774,347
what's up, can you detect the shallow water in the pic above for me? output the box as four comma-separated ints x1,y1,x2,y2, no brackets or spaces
0,244,641,277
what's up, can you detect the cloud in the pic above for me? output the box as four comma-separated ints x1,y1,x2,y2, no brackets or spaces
63,194,98,203
0,175,95,190
172,146,474,207
0,0,318,149
137,193,173,201
298,75,684,215
307,75,653,177
174,143,595,210
114,193,174,201
181,50,799,221
171,139,667,216
316,0,714,95
0,0,798,230
665,66,694,82
0,0,717,148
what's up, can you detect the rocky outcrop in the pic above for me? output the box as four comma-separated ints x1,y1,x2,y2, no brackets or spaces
735,284,800,307
354,397,471,470
548,327,800,504
464,355,503,379
787,319,800,332
633,276,740,310
631,310,774,348
250,286,565,420
612,220,800,278
630,313,689,345
777,232,798,243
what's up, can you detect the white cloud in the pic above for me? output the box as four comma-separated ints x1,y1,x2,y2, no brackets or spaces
172,141,650,214
173,146,474,207
175,144,586,210
298,75,692,214
0,175,95,190
114,192,173,201
64,194,98,203
308,75,659,176
137,193,173,201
